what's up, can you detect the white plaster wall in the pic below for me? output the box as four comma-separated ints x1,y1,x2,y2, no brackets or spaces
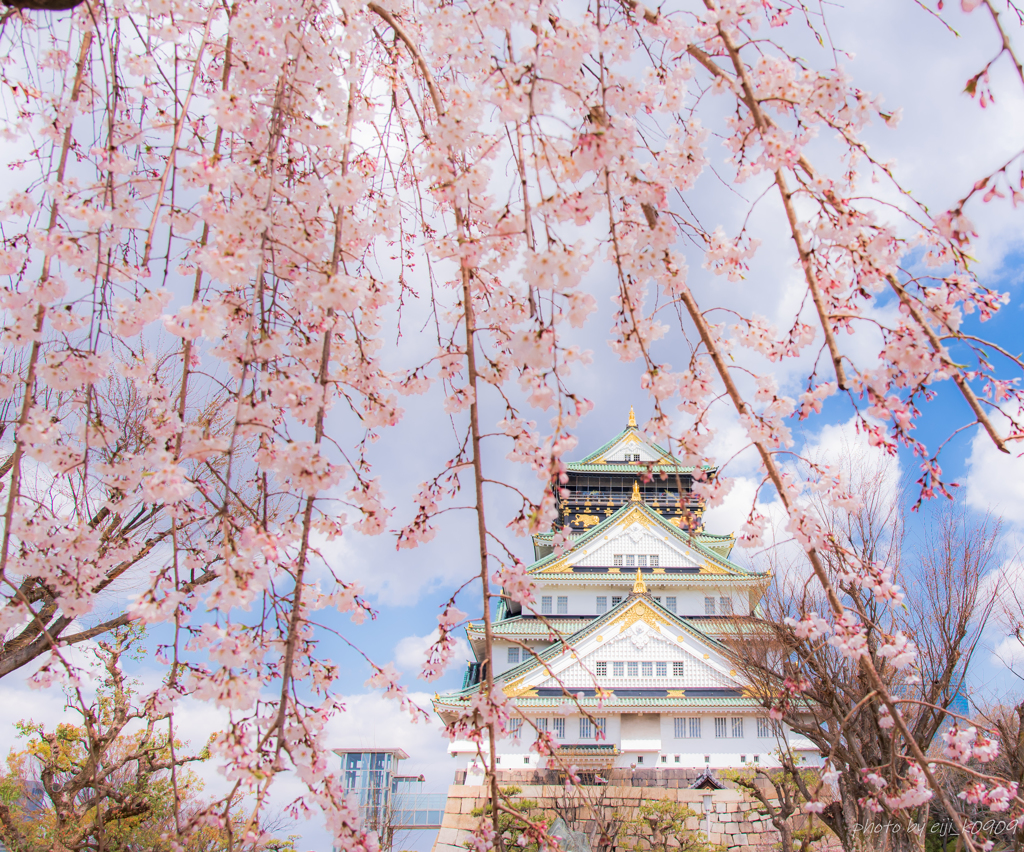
451,714,821,773
523,586,751,617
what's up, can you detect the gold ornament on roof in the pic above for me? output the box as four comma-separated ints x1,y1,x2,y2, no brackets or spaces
633,567,647,594
631,480,641,502
628,406,637,427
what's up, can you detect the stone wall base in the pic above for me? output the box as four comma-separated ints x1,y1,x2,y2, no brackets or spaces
431,782,791,852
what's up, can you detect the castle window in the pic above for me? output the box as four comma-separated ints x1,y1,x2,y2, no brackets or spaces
613,662,624,676
674,755,680,764
611,596,623,607
642,662,653,677
524,757,530,765
653,596,661,604
509,718,522,738
595,661,607,677
553,718,565,738
541,596,552,614
580,717,593,739
661,755,667,764
732,717,744,738
740,755,746,764
757,718,779,738
633,453,641,461
507,647,520,664
557,596,568,614
656,662,667,677
613,554,624,566
754,755,760,764
537,718,549,733
650,555,659,567
637,555,647,567
595,718,606,738
674,718,688,739
704,596,716,615
596,596,607,614
627,661,639,677
637,755,644,764
666,596,677,613
690,718,701,738
625,554,636,567
720,596,733,615
673,661,685,677
714,717,727,738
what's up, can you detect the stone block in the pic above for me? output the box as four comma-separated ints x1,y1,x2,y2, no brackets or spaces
739,802,751,811
436,827,460,845
734,834,747,846
684,818,699,831
708,832,723,845
741,821,754,832
724,824,737,835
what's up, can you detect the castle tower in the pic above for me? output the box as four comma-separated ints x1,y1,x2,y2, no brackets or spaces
433,409,819,784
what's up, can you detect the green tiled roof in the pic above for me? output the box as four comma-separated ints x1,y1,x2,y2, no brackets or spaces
444,594,738,702
533,572,763,583
576,425,681,465
697,531,734,542
471,615,767,639
435,694,762,709
468,617,591,637
525,500,760,578
566,463,696,473
680,616,768,636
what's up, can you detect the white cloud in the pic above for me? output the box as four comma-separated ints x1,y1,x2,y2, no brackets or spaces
966,425,1024,527
990,634,1024,669
394,630,471,682
328,691,451,781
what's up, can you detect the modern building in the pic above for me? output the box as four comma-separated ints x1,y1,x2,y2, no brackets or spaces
335,747,446,841
433,409,819,781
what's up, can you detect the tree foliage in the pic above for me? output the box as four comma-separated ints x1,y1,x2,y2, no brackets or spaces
618,799,722,852
732,455,1004,852
0,630,294,852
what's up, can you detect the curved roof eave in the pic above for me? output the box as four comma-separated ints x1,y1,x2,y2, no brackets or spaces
524,500,763,577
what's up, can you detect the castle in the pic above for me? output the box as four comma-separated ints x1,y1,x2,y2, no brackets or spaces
430,410,820,848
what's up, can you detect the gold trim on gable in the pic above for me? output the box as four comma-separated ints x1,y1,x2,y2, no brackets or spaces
505,677,542,698
666,689,687,698
615,600,671,632
540,557,570,574
620,507,654,529
741,685,772,700
701,561,728,574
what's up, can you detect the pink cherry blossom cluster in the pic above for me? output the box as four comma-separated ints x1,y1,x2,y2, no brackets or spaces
0,0,1020,844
